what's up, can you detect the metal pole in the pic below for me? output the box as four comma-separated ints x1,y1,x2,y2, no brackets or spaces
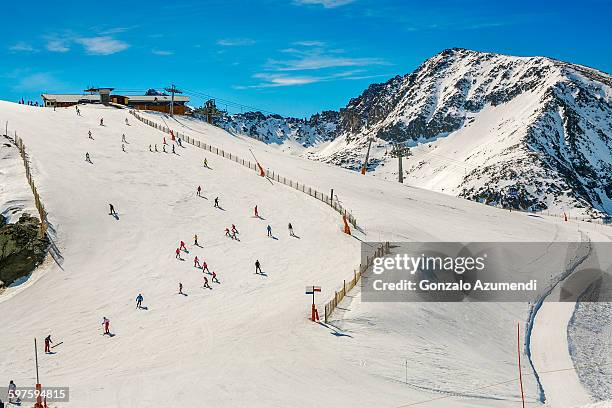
330,189,334,203
34,338,40,384
405,360,408,384
517,323,526,408
398,152,403,183
170,85,175,117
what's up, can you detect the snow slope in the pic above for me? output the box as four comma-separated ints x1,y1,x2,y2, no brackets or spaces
0,101,610,407
142,111,612,405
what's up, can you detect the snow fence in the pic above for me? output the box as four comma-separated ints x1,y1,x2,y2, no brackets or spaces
130,110,359,228
324,242,390,323
7,130,49,237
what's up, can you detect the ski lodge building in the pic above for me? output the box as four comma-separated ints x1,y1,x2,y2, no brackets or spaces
41,87,190,115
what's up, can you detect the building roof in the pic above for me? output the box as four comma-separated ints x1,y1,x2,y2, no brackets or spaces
41,94,100,103
126,95,190,103
84,87,115,93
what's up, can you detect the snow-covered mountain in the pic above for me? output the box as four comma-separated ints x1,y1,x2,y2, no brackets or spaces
217,110,339,152
216,48,612,217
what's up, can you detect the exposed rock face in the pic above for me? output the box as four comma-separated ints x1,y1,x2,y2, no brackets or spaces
216,110,339,147
215,48,612,216
0,213,49,287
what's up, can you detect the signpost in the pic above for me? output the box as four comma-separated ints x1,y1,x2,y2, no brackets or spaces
305,286,321,321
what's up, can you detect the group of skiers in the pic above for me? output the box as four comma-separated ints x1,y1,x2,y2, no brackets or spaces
83,115,134,164
225,224,239,240
18,99,39,106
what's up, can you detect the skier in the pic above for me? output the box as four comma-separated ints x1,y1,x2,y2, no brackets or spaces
288,222,294,236
202,276,211,289
44,334,53,353
100,118,104,126
172,144,176,154
225,227,231,238
122,134,127,143
214,197,219,208
255,260,262,274
175,248,181,259
197,186,202,197
180,240,187,251
125,118,129,125
88,130,93,139
194,256,200,268
163,137,167,145
163,144,167,153
231,224,239,235
202,260,210,274
178,282,183,295
212,271,220,284
194,234,199,246
136,293,143,309
155,144,159,152
203,158,208,168
76,106,81,116
85,152,91,163
7,381,17,404
177,137,182,147
102,317,110,335
254,205,258,218
149,144,152,152
122,144,125,152
109,203,116,216
267,225,272,237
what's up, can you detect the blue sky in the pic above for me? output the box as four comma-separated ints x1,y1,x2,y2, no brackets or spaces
1,0,611,117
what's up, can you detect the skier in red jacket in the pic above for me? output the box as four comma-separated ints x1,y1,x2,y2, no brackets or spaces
102,317,110,335
194,256,200,268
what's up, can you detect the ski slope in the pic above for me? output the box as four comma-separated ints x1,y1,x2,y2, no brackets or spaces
1,101,610,407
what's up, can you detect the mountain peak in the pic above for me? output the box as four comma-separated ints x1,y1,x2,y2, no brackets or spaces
216,49,612,218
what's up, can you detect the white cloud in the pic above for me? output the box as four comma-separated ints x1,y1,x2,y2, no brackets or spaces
152,49,174,56
269,55,386,71
293,0,356,8
269,42,386,71
75,36,129,55
217,38,256,46
46,39,70,53
9,42,37,53
252,73,320,87
240,70,365,89
292,40,326,47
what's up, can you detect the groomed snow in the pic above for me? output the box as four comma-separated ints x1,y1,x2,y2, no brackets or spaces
1,102,610,407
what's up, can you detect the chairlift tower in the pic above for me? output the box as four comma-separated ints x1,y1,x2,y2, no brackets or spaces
390,143,411,183
164,84,183,117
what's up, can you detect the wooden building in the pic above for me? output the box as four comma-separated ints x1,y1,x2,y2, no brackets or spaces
122,95,190,115
41,93,100,108
41,88,190,115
